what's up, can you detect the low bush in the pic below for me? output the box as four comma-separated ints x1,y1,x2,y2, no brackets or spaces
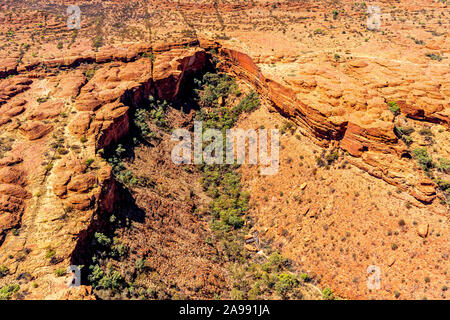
322,287,335,300
0,265,9,278
387,101,400,115
0,284,19,300
275,273,299,298
437,158,450,172
412,148,433,170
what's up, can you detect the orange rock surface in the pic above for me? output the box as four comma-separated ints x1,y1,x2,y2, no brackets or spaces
0,0,448,300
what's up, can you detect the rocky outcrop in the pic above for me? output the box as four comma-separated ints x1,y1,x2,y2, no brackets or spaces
53,158,98,210
0,42,211,299
0,98,27,126
19,121,53,140
30,100,64,120
213,43,448,203
0,58,18,78
70,47,208,151
0,156,29,245
397,100,449,125
0,77,32,105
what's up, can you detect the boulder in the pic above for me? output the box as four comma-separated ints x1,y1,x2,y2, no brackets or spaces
19,121,53,140
0,167,25,185
30,100,64,120
67,174,97,193
68,194,93,210
417,223,428,238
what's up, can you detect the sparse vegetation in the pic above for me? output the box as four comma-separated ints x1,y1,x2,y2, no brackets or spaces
194,71,317,299
45,248,56,260
437,158,450,172
412,148,433,170
275,273,300,299
0,265,9,278
54,268,66,277
387,101,400,116
0,284,19,300
425,53,443,61
322,287,335,300
395,126,415,146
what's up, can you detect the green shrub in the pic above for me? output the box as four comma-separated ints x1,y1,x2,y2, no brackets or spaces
419,128,433,136
300,273,311,282
87,264,125,292
0,284,19,300
134,108,151,137
326,151,339,164
280,121,295,135
434,179,450,193
314,28,324,35
262,252,288,273
54,268,66,277
332,10,339,19
97,269,124,291
94,232,111,247
85,158,95,168
412,148,433,170
322,287,335,300
87,264,104,285
425,53,443,61
387,101,400,115
37,96,49,104
198,72,237,107
150,106,167,128
135,258,146,271
111,239,128,258
219,209,244,229
116,170,138,186
233,90,260,114
45,248,56,259
275,273,299,298
437,158,450,172
401,135,413,146
247,282,261,299
93,35,103,50
230,288,244,300
0,265,9,278
316,157,326,167
396,126,414,136
57,147,68,155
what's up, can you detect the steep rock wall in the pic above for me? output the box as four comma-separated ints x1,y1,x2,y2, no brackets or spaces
212,43,445,203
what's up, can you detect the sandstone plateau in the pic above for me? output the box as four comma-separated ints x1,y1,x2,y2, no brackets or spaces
0,0,448,300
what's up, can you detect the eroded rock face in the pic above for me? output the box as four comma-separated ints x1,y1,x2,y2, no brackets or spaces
0,77,32,105
51,72,87,99
0,36,447,299
19,121,54,140
0,156,29,244
0,41,210,299
30,100,64,120
215,44,448,204
0,99,27,120
398,100,449,125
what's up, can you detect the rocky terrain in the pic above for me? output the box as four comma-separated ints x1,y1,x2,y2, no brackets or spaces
0,0,448,300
